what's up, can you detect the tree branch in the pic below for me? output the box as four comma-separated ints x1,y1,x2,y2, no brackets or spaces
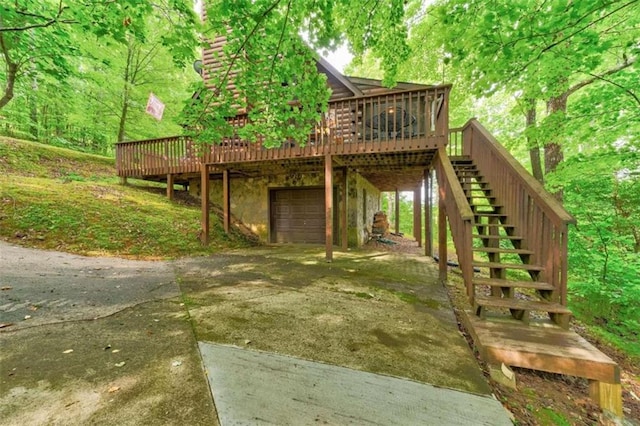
1,2,75,32
568,61,640,107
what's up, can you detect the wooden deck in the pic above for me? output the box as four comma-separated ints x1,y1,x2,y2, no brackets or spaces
115,86,450,191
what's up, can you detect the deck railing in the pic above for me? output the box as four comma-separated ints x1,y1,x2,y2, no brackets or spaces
116,86,450,176
454,119,576,304
434,146,475,302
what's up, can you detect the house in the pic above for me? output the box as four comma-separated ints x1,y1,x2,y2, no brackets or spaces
115,33,623,416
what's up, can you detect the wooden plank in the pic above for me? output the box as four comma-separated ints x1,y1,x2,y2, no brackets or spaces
200,164,210,245
474,296,571,314
462,312,620,384
325,154,333,262
473,277,553,291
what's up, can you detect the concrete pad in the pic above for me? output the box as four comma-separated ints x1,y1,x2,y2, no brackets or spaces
199,342,512,426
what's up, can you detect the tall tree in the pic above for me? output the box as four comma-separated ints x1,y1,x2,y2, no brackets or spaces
0,0,197,111
184,0,413,146
424,0,640,187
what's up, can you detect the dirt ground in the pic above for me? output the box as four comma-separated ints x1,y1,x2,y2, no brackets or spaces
365,234,640,426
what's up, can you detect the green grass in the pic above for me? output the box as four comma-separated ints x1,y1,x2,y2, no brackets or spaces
0,137,254,259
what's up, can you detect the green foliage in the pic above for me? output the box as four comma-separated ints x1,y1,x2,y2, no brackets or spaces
182,0,412,146
0,0,198,153
548,149,640,350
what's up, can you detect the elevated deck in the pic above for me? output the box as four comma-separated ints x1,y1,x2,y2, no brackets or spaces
115,86,449,191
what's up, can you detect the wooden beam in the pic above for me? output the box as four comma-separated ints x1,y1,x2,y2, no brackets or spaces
589,381,622,417
438,186,447,281
413,185,422,247
394,189,400,234
200,164,210,245
325,154,333,262
166,174,175,200
341,168,348,251
223,169,230,234
424,169,433,256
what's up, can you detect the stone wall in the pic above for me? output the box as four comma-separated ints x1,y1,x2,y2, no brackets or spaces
189,169,379,247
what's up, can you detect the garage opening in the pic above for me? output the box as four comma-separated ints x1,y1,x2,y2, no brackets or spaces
269,187,338,244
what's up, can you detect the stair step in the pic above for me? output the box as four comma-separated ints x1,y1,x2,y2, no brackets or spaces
473,261,544,272
473,277,553,290
473,247,534,255
473,234,522,240
474,213,507,218
474,296,571,314
468,194,496,198
473,222,515,228
450,156,471,163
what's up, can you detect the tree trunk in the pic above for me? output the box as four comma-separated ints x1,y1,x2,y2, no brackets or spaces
117,44,134,142
525,99,544,183
0,61,17,110
545,94,568,200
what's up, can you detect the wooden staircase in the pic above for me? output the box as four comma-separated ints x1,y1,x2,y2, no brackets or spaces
450,156,572,328
439,120,621,417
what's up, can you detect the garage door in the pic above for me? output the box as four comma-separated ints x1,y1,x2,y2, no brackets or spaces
270,188,325,244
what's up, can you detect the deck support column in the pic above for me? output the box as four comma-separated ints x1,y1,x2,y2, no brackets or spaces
341,168,348,251
394,189,400,234
325,154,333,262
166,174,174,201
425,169,433,257
413,185,422,247
223,169,230,234
200,164,210,245
589,381,622,418
438,183,447,282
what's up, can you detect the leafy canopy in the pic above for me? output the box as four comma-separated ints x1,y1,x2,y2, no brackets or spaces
183,0,412,147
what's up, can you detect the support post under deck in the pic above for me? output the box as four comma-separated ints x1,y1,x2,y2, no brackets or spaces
438,186,447,281
425,169,433,257
325,154,333,262
200,164,210,245
166,174,174,201
223,169,230,234
394,189,400,234
341,168,348,251
413,185,422,247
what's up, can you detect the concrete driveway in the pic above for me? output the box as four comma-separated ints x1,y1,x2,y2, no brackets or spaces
1,241,511,425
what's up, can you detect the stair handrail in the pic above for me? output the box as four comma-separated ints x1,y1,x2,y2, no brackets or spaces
461,119,575,227
460,119,575,305
434,147,475,303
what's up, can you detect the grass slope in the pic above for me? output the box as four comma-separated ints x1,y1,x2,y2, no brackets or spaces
0,137,253,258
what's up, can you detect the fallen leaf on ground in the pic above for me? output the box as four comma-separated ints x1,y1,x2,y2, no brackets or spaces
63,349,74,354
108,386,121,393
24,315,31,320
111,349,120,353
114,362,125,367
1,286,12,291
172,360,182,367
